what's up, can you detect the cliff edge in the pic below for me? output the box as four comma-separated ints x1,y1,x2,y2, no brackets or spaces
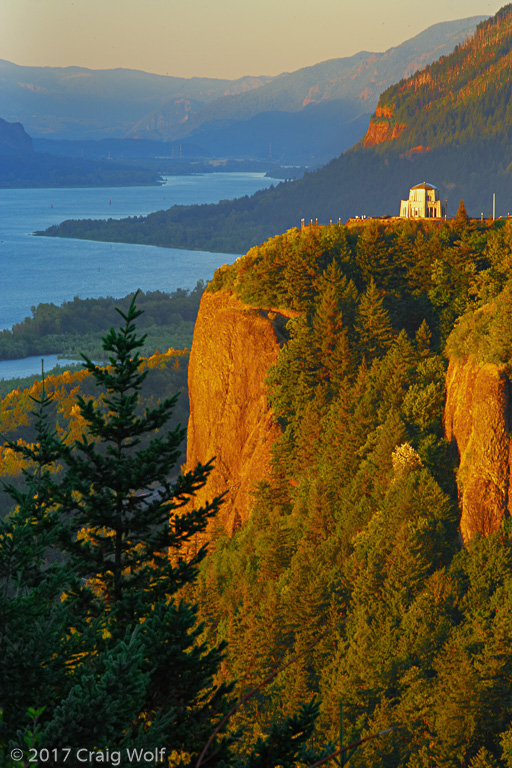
362,105,405,148
186,290,293,535
444,357,511,543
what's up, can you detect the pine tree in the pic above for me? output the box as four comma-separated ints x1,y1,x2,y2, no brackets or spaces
54,295,223,629
456,198,469,223
354,279,394,362
1,297,233,762
284,226,327,311
1,295,322,767
355,221,393,288
312,283,353,398
415,319,433,358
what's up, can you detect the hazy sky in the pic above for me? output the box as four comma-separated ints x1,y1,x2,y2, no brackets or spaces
0,0,505,79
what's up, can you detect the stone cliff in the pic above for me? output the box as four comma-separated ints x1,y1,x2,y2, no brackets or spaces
186,290,295,535
444,357,511,543
186,287,512,545
362,105,405,148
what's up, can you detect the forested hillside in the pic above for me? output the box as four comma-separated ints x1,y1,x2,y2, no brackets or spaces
185,214,512,765
372,4,512,151
366,5,512,151
0,345,189,521
0,285,203,362
3,216,512,762
41,5,512,252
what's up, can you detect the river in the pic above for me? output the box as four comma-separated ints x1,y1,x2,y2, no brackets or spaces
0,172,275,380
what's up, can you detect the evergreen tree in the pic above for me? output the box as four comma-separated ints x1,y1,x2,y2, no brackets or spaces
1,295,321,767
414,319,433,358
53,296,223,629
284,225,328,311
456,198,469,223
315,261,359,330
354,279,394,362
355,221,393,288
266,314,319,434
312,283,353,398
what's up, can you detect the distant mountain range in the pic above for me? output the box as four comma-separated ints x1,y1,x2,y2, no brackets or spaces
42,5,512,251
0,117,159,187
0,16,484,165
0,62,270,141
165,17,485,164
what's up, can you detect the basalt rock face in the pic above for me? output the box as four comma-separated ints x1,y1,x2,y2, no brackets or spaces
362,105,405,148
186,290,293,535
444,357,511,543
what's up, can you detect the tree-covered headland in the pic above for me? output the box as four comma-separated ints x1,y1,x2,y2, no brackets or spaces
189,213,512,766
2,213,512,764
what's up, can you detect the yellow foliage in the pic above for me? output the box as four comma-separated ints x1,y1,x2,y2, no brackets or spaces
0,445,23,477
70,404,81,418
145,347,188,370
392,442,424,475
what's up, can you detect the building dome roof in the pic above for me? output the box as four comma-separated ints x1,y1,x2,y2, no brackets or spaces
411,181,438,190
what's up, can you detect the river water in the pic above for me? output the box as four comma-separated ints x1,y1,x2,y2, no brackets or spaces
0,172,275,379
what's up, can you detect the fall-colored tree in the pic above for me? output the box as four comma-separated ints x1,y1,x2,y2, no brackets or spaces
456,198,469,222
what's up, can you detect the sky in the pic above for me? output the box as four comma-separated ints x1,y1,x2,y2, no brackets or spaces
0,0,506,80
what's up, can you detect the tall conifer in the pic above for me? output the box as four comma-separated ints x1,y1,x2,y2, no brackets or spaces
355,279,394,362
1,295,320,766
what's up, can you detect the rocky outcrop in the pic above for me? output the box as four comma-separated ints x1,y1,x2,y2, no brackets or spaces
444,357,511,543
186,290,294,535
362,105,405,148
0,118,34,156
187,289,512,544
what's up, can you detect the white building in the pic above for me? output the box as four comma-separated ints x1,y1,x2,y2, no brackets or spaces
400,182,446,218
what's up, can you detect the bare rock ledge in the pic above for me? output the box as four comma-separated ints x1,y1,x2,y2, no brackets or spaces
186,290,295,535
444,357,511,543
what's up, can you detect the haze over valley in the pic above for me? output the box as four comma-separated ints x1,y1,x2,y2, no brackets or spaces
0,15,485,171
